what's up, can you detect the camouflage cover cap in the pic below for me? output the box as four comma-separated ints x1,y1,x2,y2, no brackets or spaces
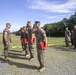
35,21,40,23
27,21,31,23
6,23,11,26
23,26,26,28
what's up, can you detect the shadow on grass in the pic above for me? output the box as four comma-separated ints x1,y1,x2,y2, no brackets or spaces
9,54,29,60
8,49,29,60
0,50,38,70
9,50,22,52
51,45,76,52
8,61,38,70
0,49,29,62
0,57,38,70
9,52,25,56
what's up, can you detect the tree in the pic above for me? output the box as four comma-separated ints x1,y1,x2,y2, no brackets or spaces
43,11,76,37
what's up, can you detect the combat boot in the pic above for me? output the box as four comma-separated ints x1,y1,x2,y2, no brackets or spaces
38,67,45,72
25,54,29,58
29,57,35,61
4,58,11,61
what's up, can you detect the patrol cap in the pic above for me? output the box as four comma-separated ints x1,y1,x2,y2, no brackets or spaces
23,26,26,28
35,21,40,24
6,23,11,26
27,21,31,23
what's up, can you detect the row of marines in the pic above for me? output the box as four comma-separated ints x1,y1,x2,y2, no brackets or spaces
65,25,76,50
2,21,47,72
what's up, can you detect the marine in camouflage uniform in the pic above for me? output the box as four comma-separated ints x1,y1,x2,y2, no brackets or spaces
65,27,71,47
32,21,47,72
19,27,26,52
22,26,29,57
20,27,25,52
26,21,34,60
73,25,76,50
3,23,11,61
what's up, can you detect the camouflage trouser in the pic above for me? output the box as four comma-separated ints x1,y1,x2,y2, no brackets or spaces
23,43,28,54
28,42,34,58
73,39,76,48
37,44,45,67
21,42,24,51
65,37,69,46
3,43,10,58
71,37,74,46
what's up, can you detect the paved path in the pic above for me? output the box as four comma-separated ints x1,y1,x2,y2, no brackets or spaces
0,47,76,75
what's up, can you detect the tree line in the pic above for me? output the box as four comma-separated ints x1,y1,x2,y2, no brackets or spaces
43,11,76,37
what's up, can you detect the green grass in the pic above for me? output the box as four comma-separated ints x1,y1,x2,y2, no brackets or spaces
47,37,65,46
0,34,66,52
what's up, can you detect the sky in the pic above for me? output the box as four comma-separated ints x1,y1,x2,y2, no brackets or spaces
0,0,76,32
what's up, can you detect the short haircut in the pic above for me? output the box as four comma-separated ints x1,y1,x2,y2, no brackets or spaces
6,23,11,26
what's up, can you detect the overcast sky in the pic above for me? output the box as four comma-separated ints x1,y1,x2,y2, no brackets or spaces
0,0,76,32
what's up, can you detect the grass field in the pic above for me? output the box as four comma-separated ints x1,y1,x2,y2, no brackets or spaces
0,34,76,75
0,34,66,52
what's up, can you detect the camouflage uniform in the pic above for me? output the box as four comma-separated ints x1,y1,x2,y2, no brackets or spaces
20,31,25,51
70,30,74,46
27,26,34,58
34,28,46,68
22,31,29,55
3,28,11,58
73,29,76,49
65,29,71,47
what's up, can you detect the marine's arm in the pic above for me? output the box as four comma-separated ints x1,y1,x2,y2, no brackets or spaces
3,32,8,44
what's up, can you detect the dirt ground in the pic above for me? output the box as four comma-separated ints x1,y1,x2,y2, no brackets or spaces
0,47,76,75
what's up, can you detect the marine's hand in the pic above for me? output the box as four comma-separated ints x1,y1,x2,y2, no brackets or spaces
6,42,8,44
